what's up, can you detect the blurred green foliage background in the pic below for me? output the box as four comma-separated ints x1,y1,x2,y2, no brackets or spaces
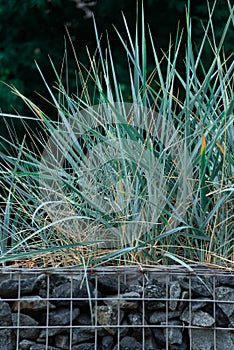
0,0,232,151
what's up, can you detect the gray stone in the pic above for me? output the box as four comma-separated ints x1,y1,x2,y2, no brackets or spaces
123,291,141,299
12,313,39,340
122,291,140,308
92,276,127,294
0,301,12,326
12,295,55,312
55,332,99,348
52,279,93,307
217,275,234,287
145,280,165,310
72,344,95,350
76,312,92,325
0,329,16,350
178,291,189,311
97,327,111,338
215,306,230,327
180,308,215,327
145,333,160,350
169,281,181,311
46,307,80,326
192,310,215,327
149,310,181,324
163,320,183,345
128,312,143,325
72,327,95,344
54,334,70,349
178,276,212,297
170,342,187,350
19,339,35,349
96,305,124,335
216,286,234,317
151,328,165,346
127,312,146,342
119,336,142,350
145,280,165,298
119,318,131,338
127,284,144,294
131,321,152,342
33,274,70,297
191,329,214,350
37,327,65,339
99,335,114,350
204,303,229,327
191,329,234,350
191,298,208,311
0,278,36,298
103,292,139,309
229,312,234,327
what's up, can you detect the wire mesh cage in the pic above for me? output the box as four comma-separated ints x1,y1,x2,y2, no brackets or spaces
0,265,233,350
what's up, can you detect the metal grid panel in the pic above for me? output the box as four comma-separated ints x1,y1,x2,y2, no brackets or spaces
0,266,233,350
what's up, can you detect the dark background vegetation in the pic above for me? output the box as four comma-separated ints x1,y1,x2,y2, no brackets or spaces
0,0,232,152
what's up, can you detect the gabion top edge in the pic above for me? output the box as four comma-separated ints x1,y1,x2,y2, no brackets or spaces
0,264,233,276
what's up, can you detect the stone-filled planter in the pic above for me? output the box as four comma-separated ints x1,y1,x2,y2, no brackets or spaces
0,266,233,350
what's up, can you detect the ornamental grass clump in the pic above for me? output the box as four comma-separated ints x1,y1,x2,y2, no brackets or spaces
0,1,233,268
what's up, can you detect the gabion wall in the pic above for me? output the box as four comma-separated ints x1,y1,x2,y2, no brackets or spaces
0,266,233,350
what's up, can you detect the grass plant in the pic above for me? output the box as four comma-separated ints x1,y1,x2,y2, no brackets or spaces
0,1,233,268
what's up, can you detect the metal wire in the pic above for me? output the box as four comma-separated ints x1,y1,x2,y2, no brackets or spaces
0,265,233,350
